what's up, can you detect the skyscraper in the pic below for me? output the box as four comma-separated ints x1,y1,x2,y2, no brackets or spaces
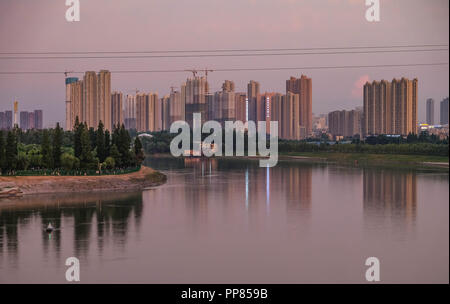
169,90,185,125
66,70,112,131
247,80,260,122
124,94,136,130
65,77,79,130
0,112,5,130
440,97,449,125
363,78,418,136
286,75,312,136
34,110,43,129
209,80,236,126
20,111,29,130
13,100,18,127
97,70,112,130
161,95,171,131
5,111,13,130
28,112,35,130
111,91,124,129
184,76,209,127
328,108,362,139
135,92,161,132
234,93,247,122
426,98,434,125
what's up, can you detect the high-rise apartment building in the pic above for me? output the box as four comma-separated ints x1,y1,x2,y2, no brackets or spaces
247,80,260,122
0,112,5,130
161,95,171,131
124,94,136,129
66,70,112,131
20,111,29,130
440,97,449,125
234,93,247,122
286,75,312,136
209,81,236,126
169,90,185,124
111,91,124,129
363,78,418,136
13,100,18,127
184,76,209,127
426,98,434,125
28,112,35,130
5,111,12,129
135,92,162,132
97,70,112,130
34,110,43,129
328,108,362,139
65,77,79,130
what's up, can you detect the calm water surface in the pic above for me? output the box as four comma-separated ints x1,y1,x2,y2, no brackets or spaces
0,158,448,283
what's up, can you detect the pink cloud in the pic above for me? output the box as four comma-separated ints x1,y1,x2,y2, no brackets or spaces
351,75,370,99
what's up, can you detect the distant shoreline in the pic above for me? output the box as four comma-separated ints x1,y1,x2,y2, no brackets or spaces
146,152,449,170
0,166,167,197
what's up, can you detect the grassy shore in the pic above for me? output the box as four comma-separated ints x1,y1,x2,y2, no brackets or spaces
0,165,167,197
279,151,449,168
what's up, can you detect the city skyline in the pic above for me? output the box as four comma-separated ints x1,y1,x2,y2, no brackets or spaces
0,0,448,126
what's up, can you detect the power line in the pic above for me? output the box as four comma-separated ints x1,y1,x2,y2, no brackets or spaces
0,62,447,75
0,44,447,55
0,48,447,60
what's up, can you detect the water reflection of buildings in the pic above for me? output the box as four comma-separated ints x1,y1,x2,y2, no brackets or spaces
0,192,143,263
363,169,417,229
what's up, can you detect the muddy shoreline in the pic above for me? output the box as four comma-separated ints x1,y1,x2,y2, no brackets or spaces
0,166,167,197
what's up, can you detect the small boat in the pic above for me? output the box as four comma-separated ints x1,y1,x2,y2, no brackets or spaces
46,223,54,233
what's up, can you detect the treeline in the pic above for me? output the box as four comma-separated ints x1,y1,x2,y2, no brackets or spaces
0,117,144,175
278,141,448,156
141,131,448,157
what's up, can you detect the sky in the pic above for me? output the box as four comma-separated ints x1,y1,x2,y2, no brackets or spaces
0,0,448,127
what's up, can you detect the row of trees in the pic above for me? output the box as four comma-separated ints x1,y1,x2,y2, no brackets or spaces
0,117,144,175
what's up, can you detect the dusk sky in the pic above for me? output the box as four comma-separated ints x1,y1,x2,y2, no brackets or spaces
0,0,448,127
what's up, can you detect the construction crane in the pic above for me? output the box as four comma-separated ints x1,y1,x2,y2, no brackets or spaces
202,68,213,94
64,70,74,78
185,69,198,77
170,86,177,93
127,88,140,95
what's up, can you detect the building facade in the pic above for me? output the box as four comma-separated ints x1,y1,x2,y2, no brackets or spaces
426,98,434,125
440,97,449,125
286,75,312,136
363,78,418,136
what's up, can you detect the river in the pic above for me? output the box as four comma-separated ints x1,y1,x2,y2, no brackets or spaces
0,157,448,283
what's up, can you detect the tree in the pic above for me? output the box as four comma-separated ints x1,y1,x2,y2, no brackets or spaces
89,127,97,151
73,116,83,158
0,131,5,173
41,130,53,168
118,124,132,166
104,129,111,158
53,122,63,168
96,121,106,162
61,153,80,170
104,156,115,169
134,136,145,165
5,130,18,172
79,127,94,169
109,144,121,167
16,151,30,170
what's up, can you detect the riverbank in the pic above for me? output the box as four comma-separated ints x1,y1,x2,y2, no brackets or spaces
0,165,167,197
279,152,449,169
146,152,449,170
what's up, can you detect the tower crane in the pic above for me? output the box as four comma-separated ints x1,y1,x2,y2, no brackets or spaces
185,69,198,77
